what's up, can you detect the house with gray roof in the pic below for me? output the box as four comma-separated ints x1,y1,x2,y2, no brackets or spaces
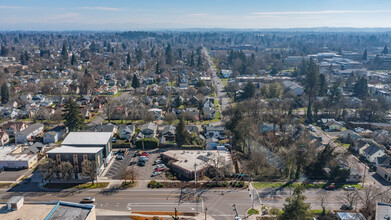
361,144,385,163
15,123,44,144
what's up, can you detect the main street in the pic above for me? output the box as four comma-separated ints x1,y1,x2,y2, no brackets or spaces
0,188,252,220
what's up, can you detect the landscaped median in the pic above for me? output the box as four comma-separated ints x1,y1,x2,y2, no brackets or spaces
148,180,246,189
251,182,362,190
43,182,110,189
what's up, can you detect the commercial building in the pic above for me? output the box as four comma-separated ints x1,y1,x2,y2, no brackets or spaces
46,146,104,178
0,198,96,220
0,146,38,169
161,150,232,179
61,132,113,163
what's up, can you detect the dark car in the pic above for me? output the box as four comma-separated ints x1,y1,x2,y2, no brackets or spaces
23,178,32,184
129,161,137,166
80,197,95,203
340,204,353,210
138,161,146,167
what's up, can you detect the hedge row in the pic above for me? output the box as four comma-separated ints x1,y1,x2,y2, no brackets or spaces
135,138,159,148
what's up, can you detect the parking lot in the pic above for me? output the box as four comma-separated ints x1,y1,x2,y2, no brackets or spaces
105,149,169,181
105,149,133,179
0,169,28,181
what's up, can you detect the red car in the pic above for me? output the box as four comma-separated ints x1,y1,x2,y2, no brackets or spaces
325,184,335,190
155,167,165,172
141,152,148,156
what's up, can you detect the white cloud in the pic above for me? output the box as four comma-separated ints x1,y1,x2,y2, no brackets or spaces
0,5,23,9
51,13,80,19
78,7,123,11
252,10,391,15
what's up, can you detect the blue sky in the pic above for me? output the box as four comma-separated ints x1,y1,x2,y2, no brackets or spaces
1,0,391,30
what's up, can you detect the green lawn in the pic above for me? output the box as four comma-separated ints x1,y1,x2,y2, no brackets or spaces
252,182,362,190
75,182,109,189
247,209,260,215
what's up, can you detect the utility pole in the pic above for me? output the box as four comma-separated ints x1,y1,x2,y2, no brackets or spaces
251,188,255,215
205,207,207,220
194,162,198,186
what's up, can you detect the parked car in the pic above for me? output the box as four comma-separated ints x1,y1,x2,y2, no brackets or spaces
140,156,149,161
80,197,95,203
156,164,166,169
134,151,141,157
325,184,335,190
340,204,353,210
151,171,162,177
153,160,162,165
155,167,165,172
138,161,146,167
129,161,137,166
112,137,117,143
141,152,148,156
343,186,356,191
116,155,124,160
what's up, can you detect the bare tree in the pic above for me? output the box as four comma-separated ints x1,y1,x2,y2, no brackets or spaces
38,158,56,184
164,112,177,124
122,168,136,185
359,186,382,219
337,190,359,211
58,161,74,185
319,191,329,216
103,100,117,122
81,160,97,185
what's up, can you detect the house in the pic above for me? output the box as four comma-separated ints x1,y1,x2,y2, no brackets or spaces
203,97,215,108
161,125,176,142
43,126,67,144
321,119,344,131
338,129,361,142
0,131,9,146
87,124,117,136
117,124,135,140
0,146,38,169
346,167,363,183
376,156,391,183
259,122,275,133
203,107,216,120
79,95,92,105
186,125,201,134
376,155,391,168
221,69,232,78
361,144,385,163
81,107,92,119
61,132,113,164
148,108,163,120
15,123,44,144
282,81,304,96
28,142,45,154
205,138,219,150
139,122,158,139
47,146,104,178
204,125,225,139
354,139,370,153
376,202,391,220
2,121,28,136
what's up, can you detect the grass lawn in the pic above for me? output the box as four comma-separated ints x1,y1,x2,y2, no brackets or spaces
215,111,221,119
0,183,13,188
247,209,260,215
44,182,109,189
252,182,362,190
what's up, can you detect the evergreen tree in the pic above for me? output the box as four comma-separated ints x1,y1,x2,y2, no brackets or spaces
353,77,368,99
126,53,131,65
63,98,85,131
0,83,9,104
242,82,255,100
305,58,319,122
70,54,76,65
132,74,140,88
383,45,389,54
190,51,195,67
165,44,173,65
362,49,368,61
155,61,161,74
61,42,68,59
278,186,311,220
318,74,327,96
175,116,189,147
197,55,203,67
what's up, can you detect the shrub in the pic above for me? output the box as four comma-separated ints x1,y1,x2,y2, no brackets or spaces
135,138,159,148
148,180,163,188
247,209,260,215
230,181,244,187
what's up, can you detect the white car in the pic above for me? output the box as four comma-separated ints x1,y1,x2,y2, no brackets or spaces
343,186,356,191
156,164,166,168
140,156,149,161
151,171,162,177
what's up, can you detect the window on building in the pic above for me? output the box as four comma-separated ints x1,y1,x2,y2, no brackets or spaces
73,154,78,166
74,165,79,173
83,154,88,161
56,154,61,163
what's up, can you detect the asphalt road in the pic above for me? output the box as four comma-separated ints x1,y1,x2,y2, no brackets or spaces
0,188,252,220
